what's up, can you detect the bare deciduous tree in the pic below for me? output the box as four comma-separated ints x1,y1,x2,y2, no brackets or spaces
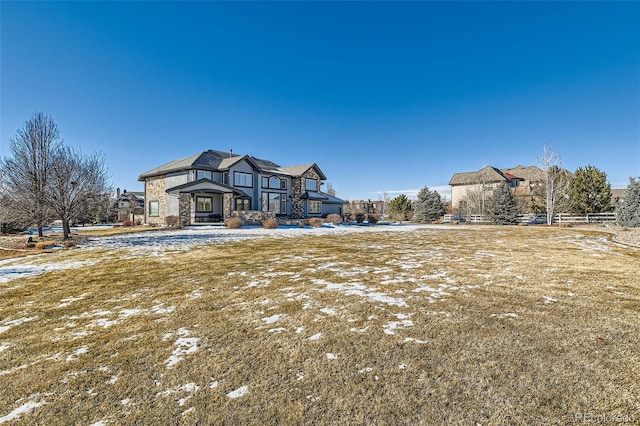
537,145,571,225
379,191,391,218
48,147,111,239
1,112,62,236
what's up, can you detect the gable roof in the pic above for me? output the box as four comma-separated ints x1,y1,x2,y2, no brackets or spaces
449,165,547,186
138,150,239,180
165,178,249,197
449,166,509,186
138,150,327,181
500,165,545,183
280,163,328,180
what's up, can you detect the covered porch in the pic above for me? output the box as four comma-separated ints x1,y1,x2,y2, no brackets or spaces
166,179,250,225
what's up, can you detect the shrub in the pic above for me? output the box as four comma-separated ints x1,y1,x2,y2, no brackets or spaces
367,214,380,224
389,212,406,222
327,214,343,225
165,215,180,228
309,217,323,228
122,220,133,227
225,217,243,229
262,217,279,229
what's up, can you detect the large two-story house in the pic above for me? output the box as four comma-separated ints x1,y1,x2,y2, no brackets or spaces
138,149,344,225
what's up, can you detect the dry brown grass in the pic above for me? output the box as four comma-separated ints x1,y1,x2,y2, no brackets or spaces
0,226,638,425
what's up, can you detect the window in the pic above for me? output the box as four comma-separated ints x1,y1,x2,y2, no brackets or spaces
196,196,213,212
149,201,159,217
308,200,321,214
196,170,213,180
235,198,251,211
305,178,318,191
261,192,286,214
261,176,286,190
234,172,253,187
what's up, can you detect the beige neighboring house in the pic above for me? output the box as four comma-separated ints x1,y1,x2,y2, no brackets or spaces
449,165,545,213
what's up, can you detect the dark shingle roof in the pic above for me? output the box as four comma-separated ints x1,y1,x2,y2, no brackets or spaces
138,150,327,181
138,150,239,180
449,165,546,186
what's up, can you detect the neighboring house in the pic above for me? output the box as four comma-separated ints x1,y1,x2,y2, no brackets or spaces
115,189,145,222
137,149,345,225
449,165,545,213
344,200,382,216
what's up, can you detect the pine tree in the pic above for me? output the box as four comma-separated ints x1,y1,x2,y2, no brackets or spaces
570,165,611,214
413,186,445,223
616,177,640,227
486,183,519,225
388,194,412,221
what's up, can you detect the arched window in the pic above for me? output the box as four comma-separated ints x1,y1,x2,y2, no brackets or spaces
262,176,286,189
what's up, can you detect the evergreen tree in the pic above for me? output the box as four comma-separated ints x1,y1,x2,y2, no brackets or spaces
485,183,519,225
616,177,640,227
413,186,445,223
388,194,412,221
570,165,611,214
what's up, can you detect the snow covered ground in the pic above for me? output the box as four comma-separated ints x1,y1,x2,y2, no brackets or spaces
0,224,432,283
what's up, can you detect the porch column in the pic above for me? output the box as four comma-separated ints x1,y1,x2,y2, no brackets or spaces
179,193,192,226
223,193,234,220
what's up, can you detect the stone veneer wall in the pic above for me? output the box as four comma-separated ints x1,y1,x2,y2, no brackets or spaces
290,169,322,219
231,210,276,225
223,193,234,219
179,193,191,226
145,176,167,225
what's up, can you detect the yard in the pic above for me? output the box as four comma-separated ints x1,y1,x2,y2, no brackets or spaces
0,224,638,425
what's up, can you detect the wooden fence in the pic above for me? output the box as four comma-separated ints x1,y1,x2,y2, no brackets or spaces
443,213,616,225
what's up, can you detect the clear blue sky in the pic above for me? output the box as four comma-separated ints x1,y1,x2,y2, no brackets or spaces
2,1,639,201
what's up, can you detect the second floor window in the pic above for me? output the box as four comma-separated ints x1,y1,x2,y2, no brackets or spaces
196,170,213,180
305,178,318,191
234,172,253,187
262,176,286,190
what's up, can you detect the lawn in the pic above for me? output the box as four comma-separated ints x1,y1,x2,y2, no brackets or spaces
0,225,638,425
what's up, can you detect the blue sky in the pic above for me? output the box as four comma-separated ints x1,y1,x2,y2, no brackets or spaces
1,1,638,201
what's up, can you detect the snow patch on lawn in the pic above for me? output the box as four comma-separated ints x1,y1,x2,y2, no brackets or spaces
313,279,407,307
227,385,249,399
57,294,88,308
0,260,96,284
165,328,200,368
0,316,38,334
262,314,285,324
0,399,46,423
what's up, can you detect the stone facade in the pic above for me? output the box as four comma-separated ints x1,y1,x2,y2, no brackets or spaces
179,193,191,226
223,193,234,219
291,169,322,219
145,176,167,225
231,210,276,225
